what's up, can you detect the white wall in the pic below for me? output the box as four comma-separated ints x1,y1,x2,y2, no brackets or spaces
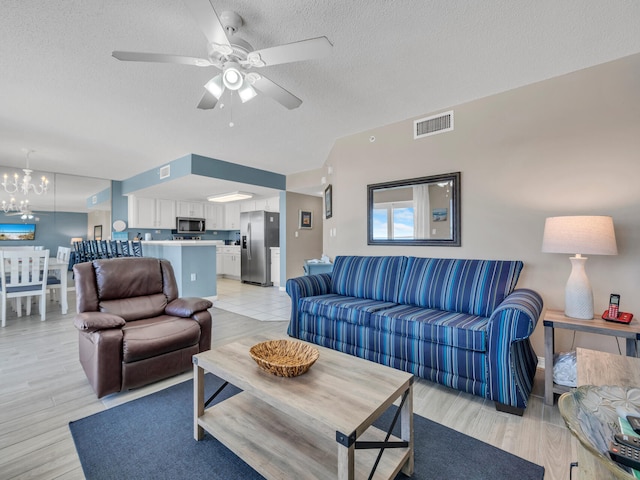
88,209,111,240
319,53,640,357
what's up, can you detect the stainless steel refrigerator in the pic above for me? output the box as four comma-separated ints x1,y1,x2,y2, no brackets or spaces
240,211,280,286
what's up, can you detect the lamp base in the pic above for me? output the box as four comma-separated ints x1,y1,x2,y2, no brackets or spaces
564,255,594,320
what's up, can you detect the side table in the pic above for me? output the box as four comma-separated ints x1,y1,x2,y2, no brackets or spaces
573,348,640,479
543,309,640,406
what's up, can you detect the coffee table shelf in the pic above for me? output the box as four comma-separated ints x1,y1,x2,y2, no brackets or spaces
193,335,414,480
198,391,409,479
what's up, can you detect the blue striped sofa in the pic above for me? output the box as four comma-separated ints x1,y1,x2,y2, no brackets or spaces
286,256,543,415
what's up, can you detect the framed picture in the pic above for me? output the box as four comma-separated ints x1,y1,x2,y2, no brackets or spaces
325,184,333,219
432,208,448,222
299,210,313,229
94,225,103,241
0,223,36,241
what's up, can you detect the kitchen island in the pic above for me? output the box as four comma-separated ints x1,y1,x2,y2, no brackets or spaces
141,240,218,299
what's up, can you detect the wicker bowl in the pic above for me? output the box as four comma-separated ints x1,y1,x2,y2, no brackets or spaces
249,340,320,377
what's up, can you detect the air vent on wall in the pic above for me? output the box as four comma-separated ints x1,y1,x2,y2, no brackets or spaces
159,165,171,179
414,110,454,139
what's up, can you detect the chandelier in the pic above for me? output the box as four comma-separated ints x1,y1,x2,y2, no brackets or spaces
1,198,34,218
2,149,49,196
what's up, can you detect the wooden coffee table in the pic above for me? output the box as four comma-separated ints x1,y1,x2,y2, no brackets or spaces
193,335,414,479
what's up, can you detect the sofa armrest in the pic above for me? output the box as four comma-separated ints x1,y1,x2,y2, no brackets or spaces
488,289,543,340
286,273,332,298
486,288,544,409
74,312,126,332
286,273,332,338
165,297,213,317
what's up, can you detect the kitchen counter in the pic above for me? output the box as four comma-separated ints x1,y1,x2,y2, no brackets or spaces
141,240,222,246
141,241,218,298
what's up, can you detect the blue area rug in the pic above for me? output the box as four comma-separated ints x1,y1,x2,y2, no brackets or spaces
69,375,544,479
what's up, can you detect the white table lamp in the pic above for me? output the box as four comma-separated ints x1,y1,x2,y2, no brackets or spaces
542,216,617,319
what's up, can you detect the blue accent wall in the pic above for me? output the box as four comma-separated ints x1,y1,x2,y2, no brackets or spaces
111,180,128,230
279,191,286,287
0,212,87,253
121,155,191,195
142,243,217,297
190,154,286,190
86,186,111,209
120,154,286,196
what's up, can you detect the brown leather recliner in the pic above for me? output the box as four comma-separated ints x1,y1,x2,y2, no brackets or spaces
73,257,212,398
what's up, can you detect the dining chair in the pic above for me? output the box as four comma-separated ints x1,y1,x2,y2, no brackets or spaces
85,241,99,261
48,247,71,303
120,240,131,257
73,241,86,263
131,241,143,257
109,240,120,257
0,250,50,328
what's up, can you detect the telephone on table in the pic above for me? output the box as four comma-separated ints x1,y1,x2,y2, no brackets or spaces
602,293,634,324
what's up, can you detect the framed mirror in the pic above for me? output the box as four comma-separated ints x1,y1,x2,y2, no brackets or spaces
367,171,460,246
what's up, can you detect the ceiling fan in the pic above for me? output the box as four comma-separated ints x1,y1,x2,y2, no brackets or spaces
112,0,333,111
2,201,43,221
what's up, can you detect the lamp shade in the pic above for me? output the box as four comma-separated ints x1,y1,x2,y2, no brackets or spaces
541,216,617,256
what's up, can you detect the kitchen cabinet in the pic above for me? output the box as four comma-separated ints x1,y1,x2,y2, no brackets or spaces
176,201,204,218
218,246,240,279
255,196,280,212
128,196,176,229
270,247,280,287
216,252,223,275
224,203,241,230
205,203,224,231
240,200,255,213
240,196,279,214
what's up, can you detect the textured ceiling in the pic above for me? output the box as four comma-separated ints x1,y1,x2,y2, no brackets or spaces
2,0,640,190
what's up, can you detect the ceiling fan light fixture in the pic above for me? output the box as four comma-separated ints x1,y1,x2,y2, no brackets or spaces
245,72,261,85
247,52,265,67
207,191,253,203
204,75,224,98
222,63,244,90
238,83,257,103
210,42,234,56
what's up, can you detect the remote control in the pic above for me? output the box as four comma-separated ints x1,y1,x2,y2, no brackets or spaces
628,416,640,435
616,433,640,449
609,440,640,471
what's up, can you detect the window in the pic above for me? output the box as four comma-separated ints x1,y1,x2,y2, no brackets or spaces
372,203,414,240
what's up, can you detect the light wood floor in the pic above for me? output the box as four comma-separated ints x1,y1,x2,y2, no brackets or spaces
0,292,576,479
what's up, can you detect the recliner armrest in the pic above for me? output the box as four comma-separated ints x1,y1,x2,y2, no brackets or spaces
165,297,213,317
74,312,126,332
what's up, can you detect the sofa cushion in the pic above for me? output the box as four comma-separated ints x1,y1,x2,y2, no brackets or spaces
330,256,407,303
122,315,201,363
397,258,523,317
370,305,489,351
94,257,164,300
99,293,168,322
299,294,397,325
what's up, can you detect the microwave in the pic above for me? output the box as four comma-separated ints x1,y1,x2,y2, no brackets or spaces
176,217,206,233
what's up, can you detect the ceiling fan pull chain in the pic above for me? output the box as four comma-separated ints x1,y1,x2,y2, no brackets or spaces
229,91,235,127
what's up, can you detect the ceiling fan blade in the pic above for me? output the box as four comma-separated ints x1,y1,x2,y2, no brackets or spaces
249,36,332,67
182,0,231,48
197,89,220,110
112,51,213,67
251,75,302,110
